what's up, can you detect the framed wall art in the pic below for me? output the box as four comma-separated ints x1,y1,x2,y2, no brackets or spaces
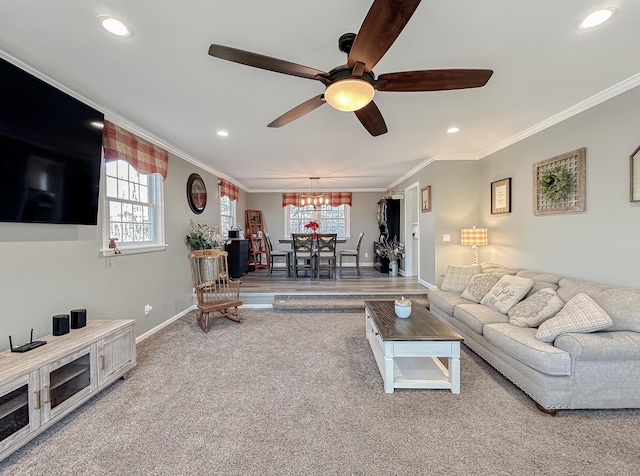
187,173,207,214
631,145,640,202
491,178,512,214
421,186,431,212
533,148,586,215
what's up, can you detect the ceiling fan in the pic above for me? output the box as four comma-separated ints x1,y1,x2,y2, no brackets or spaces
208,0,493,137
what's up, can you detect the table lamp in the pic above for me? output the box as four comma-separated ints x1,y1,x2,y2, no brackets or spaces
461,227,488,264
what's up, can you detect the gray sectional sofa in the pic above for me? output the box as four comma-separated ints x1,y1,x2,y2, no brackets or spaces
428,263,640,413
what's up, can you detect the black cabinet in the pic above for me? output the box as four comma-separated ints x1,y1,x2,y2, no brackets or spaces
373,241,390,273
225,239,249,278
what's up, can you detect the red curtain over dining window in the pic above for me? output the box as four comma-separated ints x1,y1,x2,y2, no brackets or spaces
282,192,352,207
102,120,169,180
219,178,239,201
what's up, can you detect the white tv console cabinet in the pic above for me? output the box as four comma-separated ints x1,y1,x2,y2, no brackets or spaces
0,319,136,461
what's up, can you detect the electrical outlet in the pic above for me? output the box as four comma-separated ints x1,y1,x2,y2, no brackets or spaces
144,304,153,316
364,252,368,258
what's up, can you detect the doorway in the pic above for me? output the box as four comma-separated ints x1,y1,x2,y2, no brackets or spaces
403,182,420,277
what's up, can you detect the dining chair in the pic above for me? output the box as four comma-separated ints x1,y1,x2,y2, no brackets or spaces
265,232,291,276
339,232,364,277
316,233,338,279
292,233,315,279
188,249,243,332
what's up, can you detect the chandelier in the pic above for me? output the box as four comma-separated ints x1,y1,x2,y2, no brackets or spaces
299,177,330,208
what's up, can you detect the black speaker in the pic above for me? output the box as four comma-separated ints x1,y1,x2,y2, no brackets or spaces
53,314,70,336
70,309,87,329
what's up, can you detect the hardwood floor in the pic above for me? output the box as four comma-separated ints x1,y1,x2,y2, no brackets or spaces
238,266,428,296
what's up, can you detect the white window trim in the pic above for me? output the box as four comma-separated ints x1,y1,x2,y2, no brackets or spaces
220,194,237,237
100,160,167,257
283,204,351,239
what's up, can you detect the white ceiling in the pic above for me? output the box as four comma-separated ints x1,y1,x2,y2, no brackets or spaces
1,1,639,192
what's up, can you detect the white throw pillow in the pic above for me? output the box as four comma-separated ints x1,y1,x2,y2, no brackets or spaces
480,275,534,314
535,293,613,343
441,264,482,293
508,288,565,328
461,273,503,303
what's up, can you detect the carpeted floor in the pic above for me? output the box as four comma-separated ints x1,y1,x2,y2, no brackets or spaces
1,309,639,475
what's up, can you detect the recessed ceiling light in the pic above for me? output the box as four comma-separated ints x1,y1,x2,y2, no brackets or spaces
216,130,229,137
97,15,133,38
578,7,617,29
447,127,460,134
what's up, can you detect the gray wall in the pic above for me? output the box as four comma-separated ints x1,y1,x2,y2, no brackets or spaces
0,153,225,351
477,85,640,286
397,84,640,289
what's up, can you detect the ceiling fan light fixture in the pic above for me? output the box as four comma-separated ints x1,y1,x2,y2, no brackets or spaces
324,79,375,112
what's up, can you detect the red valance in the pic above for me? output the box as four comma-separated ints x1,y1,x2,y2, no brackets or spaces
219,178,239,201
282,192,352,207
102,120,168,180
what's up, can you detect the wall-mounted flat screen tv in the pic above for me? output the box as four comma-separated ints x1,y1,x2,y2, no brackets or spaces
0,57,104,225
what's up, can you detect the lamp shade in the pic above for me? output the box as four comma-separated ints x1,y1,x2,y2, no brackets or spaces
324,79,375,112
461,228,488,246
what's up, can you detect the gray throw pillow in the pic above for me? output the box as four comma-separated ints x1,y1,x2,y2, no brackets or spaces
441,264,482,293
461,273,503,303
508,288,565,328
480,275,534,314
535,293,613,343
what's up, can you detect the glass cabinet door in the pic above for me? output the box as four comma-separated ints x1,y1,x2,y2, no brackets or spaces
0,373,35,453
43,350,91,421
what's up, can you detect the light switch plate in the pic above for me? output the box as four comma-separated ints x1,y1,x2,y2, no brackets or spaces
443,234,451,242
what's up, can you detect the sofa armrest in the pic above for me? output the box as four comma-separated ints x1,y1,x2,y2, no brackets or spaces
554,331,640,361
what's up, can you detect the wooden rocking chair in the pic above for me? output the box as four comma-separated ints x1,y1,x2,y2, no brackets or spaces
188,249,243,332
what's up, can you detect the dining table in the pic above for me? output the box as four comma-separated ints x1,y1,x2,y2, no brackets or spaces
278,237,347,246
279,235,346,279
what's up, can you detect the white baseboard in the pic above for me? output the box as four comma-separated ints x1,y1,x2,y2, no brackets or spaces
419,278,436,289
135,305,196,344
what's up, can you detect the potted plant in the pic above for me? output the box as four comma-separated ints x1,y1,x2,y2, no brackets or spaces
185,220,227,251
304,220,321,239
376,239,405,276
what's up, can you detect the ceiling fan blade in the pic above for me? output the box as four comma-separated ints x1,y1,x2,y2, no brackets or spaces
267,95,326,128
208,44,327,80
377,69,494,92
348,0,422,72
354,101,388,137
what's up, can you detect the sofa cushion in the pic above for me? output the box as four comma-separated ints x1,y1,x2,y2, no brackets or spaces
556,278,609,303
483,323,571,376
508,288,565,328
460,273,503,303
593,288,640,332
480,261,520,275
453,303,509,335
480,275,534,314
516,271,561,298
427,289,471,317
554,331,640,361
536,293,613,343
441,264,482,293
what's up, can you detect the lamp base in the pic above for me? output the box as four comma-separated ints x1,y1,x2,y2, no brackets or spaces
471,245,479,265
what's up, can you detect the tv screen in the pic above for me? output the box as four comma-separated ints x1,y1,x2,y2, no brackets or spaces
0,57,104,225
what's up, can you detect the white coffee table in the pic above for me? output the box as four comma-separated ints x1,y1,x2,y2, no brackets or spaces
365,300,463,393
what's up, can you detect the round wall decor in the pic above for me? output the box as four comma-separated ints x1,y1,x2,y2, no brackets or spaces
186,173,207,214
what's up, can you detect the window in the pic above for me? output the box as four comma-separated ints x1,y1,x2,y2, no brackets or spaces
103,160,165,254
220,195,236,235
285,204,350,237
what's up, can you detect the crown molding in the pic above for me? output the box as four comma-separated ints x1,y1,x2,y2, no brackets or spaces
478,72,640,159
